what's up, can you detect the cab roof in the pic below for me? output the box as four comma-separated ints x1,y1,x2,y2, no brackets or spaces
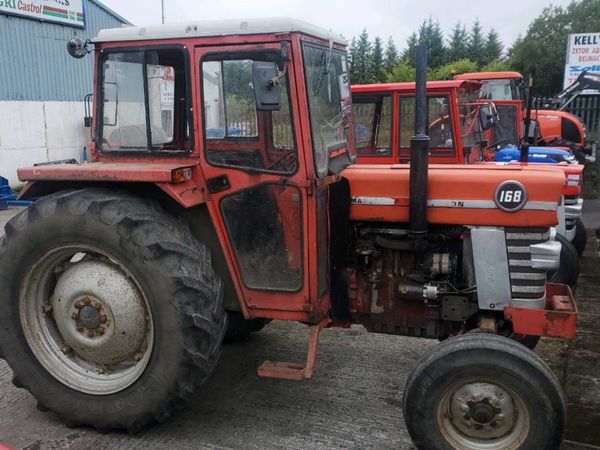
352,80,482,94
94,17,346,45
454,71,523,81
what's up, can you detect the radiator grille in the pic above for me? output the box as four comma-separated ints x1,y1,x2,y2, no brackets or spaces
505,228,549,300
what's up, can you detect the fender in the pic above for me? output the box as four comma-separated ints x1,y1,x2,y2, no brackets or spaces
17,161,206,208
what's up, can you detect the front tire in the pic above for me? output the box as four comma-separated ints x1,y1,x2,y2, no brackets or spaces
572,218,587,256
0,189,226,432
403,334,565,450
549,233,579,290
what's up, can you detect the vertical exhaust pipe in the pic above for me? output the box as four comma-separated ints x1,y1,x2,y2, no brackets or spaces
410,45,430,234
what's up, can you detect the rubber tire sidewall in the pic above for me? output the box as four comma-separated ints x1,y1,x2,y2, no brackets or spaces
549,233,580,290
403,334,565,450
572,218,587,257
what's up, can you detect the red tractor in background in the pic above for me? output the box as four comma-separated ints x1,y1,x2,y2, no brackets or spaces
352,80,584,290
0,19,576,450
455,71,590,162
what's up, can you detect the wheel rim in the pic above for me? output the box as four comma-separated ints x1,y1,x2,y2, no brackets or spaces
19,244,154,395
437,378,530,450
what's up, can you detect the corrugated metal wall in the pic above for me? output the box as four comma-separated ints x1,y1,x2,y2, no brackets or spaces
0,0,128,102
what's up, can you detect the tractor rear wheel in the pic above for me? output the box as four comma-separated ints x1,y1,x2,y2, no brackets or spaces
0,189,226,432
403,333,565,450
548,233,579,291
572,218,587,256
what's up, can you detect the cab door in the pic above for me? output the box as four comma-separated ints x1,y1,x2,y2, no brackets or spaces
194,43,315,320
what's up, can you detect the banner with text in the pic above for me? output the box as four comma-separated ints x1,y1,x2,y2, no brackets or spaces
564,32,600,92
0,0,84,28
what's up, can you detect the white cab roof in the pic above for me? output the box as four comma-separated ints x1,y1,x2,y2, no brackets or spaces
94,17,346,45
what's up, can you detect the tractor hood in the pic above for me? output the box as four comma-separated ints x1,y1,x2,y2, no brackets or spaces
343,164,565,228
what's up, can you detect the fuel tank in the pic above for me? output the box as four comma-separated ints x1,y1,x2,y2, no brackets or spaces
343,164,565,227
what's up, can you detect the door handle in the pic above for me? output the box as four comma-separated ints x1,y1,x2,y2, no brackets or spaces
207,175,231,193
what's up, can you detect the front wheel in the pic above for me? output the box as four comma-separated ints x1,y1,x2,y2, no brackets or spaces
572,218,587,256
0,189,226,432
548,233,579,291
403,333,565,450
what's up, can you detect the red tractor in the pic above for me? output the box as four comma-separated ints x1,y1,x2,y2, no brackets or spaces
0,19,576,449
454,71,589,161
352,80,584,288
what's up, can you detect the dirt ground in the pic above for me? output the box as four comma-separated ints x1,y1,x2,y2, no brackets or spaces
0,204,599,449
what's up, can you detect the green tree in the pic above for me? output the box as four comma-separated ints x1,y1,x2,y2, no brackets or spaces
448,22,469,61
403,32,418,65
429,59,479,81
510,0,600,96
483,29,503,65
352,29,372,84
481,59,512,72
371,36,385,82
383,37,399,76
467,19,486,65
417,18,447,68
386,58,416,82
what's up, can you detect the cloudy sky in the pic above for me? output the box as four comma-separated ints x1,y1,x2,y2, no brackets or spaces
100,0,571,52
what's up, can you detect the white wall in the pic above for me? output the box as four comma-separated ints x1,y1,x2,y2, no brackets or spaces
0,101,89,186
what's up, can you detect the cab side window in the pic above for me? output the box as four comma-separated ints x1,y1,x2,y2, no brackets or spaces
352,94,392,156
399,95,455,155
202,58,296,174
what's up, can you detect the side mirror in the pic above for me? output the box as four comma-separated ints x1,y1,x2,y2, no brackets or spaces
478,105,493,130
252,61,281,111
67,37,91,59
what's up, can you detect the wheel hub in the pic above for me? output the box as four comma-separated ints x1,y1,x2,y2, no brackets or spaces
19,245,154,395
78,304,101,329
448,382,516,440
52,259,148,366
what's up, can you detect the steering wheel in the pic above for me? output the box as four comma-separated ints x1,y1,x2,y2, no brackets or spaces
488,138,508,151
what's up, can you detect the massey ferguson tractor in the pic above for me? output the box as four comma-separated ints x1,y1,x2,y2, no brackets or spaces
455,71,590,162
0,19,576,450
352,80,584,291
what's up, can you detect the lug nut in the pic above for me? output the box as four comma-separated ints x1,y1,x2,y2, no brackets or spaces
76,324,84,332
98,328,105,336
60,345,72,354
74,300,83,309
100,315,107,324
88,331,95,338
82,298,91,306
71,312,78,320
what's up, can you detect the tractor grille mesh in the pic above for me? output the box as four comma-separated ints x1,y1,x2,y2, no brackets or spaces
505,228,549,300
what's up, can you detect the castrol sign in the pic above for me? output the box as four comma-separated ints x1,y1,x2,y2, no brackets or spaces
0,0,84,28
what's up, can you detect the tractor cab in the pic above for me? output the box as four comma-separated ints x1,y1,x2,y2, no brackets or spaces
352,80,486,164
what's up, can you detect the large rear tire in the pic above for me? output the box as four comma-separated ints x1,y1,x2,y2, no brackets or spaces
549,233,579,290
0,189,226,432
403,334,565,450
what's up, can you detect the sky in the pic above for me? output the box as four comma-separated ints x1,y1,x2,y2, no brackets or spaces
99,0,573,53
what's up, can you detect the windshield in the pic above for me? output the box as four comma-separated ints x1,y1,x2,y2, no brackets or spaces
457,88,485,151
302,43,353,177
491,104,519,146
479,79,519,101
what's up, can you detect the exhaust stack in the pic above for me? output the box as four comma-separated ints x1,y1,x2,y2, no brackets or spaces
409,45,430,234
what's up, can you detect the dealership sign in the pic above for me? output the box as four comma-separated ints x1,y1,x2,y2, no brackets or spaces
564,33,600,92
0,0,84,28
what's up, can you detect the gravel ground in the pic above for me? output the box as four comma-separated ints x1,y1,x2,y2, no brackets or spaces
0,205,598,449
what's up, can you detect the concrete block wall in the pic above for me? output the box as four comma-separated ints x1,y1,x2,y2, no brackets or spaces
0,101,89,186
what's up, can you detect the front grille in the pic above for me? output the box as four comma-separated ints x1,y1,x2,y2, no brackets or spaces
505,228,549,301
